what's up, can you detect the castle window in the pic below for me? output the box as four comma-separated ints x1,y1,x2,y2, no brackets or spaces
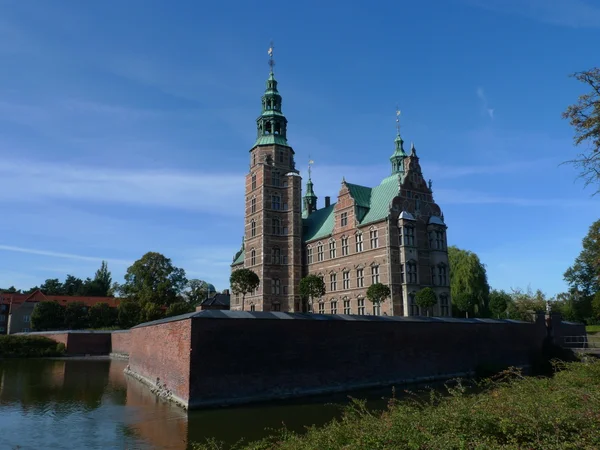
440,294,450,316
272,278,281,295
341,212,348,227
271,194,281,210
265,122,272,134
331,300,338,314
251,249,256,266
343,271,350,290
403,226,415,246
274,123,280,135
431,266,436,285
235,293,240,305
400,264,405,283
252,153,256,166
373,303,381,316
251,173,256,190
409,293,418,316
356,268,364,287
407,261,417,284
283,285,288,294
283,226,288,235
341,236,349,256
429,231,434,249
250,304,256,312
272,171,280,187
272,247,281,264
343,297,351,314
251,197,256,214
307,246,313,264
371,265,380,284
251,220,256,237
415,195,421,212
272,303,281,312
272,218,281,235
279,150,284,162
317,243,324,262
356,232,363,252
329,239,336,258
438,264,448,286
330,273,337,291
318,301,325,314
436,230,446,250
357,298,365,315
370,228,379,249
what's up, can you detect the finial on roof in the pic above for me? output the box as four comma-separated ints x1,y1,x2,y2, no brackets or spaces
342,176,346,184
410,142,417,156
268,41,275,74
308,156,314,180
395,107,401,137
428,179,432,190
441,212,445,222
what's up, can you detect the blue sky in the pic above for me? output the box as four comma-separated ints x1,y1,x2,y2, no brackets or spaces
0,0,598,295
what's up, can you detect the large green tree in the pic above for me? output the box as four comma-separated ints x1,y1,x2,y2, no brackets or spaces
117,299,142,328
39,278,65,296
448,246,490,316
562,68,600,194
564,219,600,297
165,301,194,317
64,302,89,329
506,287,547,322
415,287,437,316
299,274,326,313
230,269,260,311
366,283,391,306
31,301,65,331
489,289,511,319
185,279,211,306
453,292,476,318
62,275,84,296
121,252,188,306
88,303,117,329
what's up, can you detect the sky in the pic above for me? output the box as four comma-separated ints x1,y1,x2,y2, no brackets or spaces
0,0,598,296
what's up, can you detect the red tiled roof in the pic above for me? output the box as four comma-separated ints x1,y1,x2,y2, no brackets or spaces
0,289,120,307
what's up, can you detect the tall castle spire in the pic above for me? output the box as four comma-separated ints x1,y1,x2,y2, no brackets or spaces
303,158,318,216
390,108,406,175
254,42,289,147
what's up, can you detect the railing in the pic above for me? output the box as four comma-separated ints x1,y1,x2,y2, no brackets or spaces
562,335,600,350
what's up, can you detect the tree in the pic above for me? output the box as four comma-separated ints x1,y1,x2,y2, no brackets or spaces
448,246,490,316
64,302,89,329
142,302,164,322
298,274,326,313
562,68,600,194
165,301,194,317
40,278,65,296
230,269,260,311
454,292,476,318
415,287,437,316
564,219,600,297
185,279,211,306
117,299,142,328
31,301,65,331
92,261,112,297
506,287,547,322
592,291,600,321
489,289,511,318
62,275,84,296
0,286,20,293
88,303,117,329
121,252,188,306
366,283,391,306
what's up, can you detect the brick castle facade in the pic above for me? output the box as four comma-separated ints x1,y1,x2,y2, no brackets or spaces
231,59,451,317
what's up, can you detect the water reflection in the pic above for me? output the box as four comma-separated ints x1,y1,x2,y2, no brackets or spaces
0,358,396,449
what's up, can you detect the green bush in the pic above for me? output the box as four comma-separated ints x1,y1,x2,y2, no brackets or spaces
193,360,600,450
0,335,66,358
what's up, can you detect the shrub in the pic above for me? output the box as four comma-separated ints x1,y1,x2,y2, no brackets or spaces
0,335,66,358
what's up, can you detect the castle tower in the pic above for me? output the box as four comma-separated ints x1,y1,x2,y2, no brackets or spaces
238,46,303,312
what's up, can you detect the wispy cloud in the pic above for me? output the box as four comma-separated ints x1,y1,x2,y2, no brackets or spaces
0,245,130,265
476,87,494,120
466,0,600,28
435,188,597,207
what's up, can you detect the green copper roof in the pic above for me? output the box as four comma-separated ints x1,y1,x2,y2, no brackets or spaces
302,175,403,243
232,249,245,266
254,135,289,147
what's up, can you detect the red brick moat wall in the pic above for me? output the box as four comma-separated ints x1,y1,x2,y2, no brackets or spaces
110,330,131,356
26,331,111,355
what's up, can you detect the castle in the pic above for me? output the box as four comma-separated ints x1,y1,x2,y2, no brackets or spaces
231,55,451,317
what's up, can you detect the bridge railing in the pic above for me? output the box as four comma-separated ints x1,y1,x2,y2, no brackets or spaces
562,335,600,350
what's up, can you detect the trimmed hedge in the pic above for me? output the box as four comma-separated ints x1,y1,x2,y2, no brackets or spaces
0,335,66,358
194,359,600,450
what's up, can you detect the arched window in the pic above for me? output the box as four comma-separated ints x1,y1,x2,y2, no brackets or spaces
318,300,325,314
343,296,351,314
409,292,418,316
306,246,313,264
250,303,256,312
251,173,256,190
371,265,380,284
265,122,272,134
440,293,450,316
250,248,256,266
357,297,365,315
341,235,349,255
272,218,281,235
272,247,281,264
317,242,324,261
438,264,448,286
251,197,256,214
407,261,417,284
251,220,256,237
330,299,338,314
271,278,281,295
271,171,280,187
369,227,378,249
271,194,281,210
329,239,336,258
355,232,363,252
403,225,415,246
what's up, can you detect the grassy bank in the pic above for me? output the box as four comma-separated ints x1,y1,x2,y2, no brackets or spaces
195,359,600,450
586,325,600,334
0,335,66,358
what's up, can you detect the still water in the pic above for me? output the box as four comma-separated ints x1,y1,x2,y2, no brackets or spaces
0,358,401,450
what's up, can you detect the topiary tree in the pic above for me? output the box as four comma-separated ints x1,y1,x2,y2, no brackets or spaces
117,299,142,328
165,301,194,317
415,287,437,317
454,292,476,318
489,289,511,319
230,268,260,311
299,274,326,312
366,283,391,309
31,301,65,331
64,302,89,329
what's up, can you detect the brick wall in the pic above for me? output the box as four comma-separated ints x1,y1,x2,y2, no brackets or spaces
127,319,192,407
110,330,131,356
26,331,111,355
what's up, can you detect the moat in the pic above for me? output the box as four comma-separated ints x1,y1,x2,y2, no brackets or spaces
0,358,402,449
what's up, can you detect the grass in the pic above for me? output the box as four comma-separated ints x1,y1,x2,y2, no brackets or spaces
0,335,66,358
193,359,600,450
586,325,600,334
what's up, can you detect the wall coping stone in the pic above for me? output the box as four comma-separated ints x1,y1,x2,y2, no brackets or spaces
15,330,114,335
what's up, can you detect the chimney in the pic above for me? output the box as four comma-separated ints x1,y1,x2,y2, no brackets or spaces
222,289,230,295
325,196,331,208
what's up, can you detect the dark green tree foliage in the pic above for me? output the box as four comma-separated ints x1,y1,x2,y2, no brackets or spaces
0,286,20,293
40,278,65,295
592,292,600,321
506,287,547,322
562,68,600,193
564,219,600,297
299,274,326,312
366,283,391,305
230,268,260,311
415,287,437,316
454,292,476,318
31,301,65,331
143,303,164,322
185,279,211,306
62,275,84,296
64,302,89,329
489,289,511,318
117,299,142,328
165,301,194,318
88,303,117,329
93,261,112,296
121,252,188,306
448,246,490,316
